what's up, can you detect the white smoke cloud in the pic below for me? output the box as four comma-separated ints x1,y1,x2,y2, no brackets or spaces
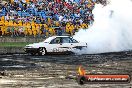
73,0,132,54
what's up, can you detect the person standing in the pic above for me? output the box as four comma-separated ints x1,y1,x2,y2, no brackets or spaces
42,24,47,38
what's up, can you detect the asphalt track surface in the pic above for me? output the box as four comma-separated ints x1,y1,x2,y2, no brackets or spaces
0,51,132,88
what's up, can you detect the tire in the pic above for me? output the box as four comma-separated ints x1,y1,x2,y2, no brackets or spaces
38,47,47,56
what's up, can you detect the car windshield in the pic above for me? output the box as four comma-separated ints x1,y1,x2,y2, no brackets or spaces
44,37,55,43
50,37,61,44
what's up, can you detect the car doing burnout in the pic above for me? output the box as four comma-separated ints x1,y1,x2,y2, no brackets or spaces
24,36,87,55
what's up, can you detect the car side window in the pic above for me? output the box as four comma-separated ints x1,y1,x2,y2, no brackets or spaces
62,37,73,43
50,37,61,44
70,38,79,43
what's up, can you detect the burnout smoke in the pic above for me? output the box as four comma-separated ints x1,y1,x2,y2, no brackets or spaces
73,0,132,54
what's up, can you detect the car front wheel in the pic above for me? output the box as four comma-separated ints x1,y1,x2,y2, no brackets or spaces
38,47,47,55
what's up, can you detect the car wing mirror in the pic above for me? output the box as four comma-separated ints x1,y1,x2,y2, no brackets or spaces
60,43,62,45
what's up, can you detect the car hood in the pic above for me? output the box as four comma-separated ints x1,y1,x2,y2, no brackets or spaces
25,42,46,48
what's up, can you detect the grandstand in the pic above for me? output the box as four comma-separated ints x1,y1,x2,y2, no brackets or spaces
0,0,96,37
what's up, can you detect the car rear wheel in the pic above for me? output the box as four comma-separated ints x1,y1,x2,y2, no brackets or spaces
38,47,46,55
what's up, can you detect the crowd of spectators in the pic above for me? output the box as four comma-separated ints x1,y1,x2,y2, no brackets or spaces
0,0,96,37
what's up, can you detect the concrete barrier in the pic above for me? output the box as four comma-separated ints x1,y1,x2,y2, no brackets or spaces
0,47,25,54
0,37,44,43
0,37,45,54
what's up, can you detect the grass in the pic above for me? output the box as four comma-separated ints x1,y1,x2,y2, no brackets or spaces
0,42,33,47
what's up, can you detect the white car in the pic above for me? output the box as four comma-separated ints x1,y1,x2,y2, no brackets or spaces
24,36,87,55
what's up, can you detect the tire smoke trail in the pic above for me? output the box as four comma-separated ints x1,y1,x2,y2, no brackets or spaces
73,0,132,54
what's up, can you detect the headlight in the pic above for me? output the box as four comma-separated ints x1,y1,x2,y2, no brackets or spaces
25,46,33,48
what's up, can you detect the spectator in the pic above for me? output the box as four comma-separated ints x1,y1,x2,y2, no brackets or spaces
0,0,95,37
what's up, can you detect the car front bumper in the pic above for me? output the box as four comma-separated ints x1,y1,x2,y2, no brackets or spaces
24,48,38,53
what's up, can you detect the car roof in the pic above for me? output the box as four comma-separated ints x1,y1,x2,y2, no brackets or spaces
52,36,71,38
44,36,72,42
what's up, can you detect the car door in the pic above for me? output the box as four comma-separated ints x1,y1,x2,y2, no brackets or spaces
69,37,80,46
60,37,74,52
70,37,85,50
48,37,64,53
